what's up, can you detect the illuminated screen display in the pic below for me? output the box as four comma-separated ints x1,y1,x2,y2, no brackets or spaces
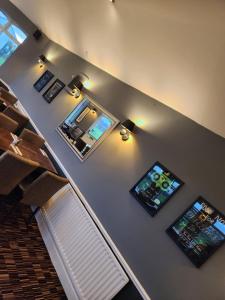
130,162,183,216
64,99,90,127
88,114,113,141
167,198,225,267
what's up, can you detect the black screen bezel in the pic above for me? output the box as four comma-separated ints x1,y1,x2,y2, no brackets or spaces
130,161,184,216
166,197,225,268
42,79,65,103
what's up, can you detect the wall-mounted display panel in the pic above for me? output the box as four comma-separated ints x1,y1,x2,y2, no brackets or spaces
57,96,119,161
166,198,225,267
33,70,54,92
130,162,183,216
43,79,65,103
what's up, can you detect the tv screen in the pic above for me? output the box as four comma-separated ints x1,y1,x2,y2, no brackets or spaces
130,162,183,216
57,97,118,161
166,198,225,267
64,98,90,127
88,114,113,141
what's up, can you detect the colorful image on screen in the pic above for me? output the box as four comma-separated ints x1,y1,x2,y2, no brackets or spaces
64,99,90,127
88,114,113,141
167,198,225,267
130,162,183,216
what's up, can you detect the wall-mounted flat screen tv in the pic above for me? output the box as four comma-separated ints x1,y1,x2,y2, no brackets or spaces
130,162,183,216
166,198,225,267
57,96,119,161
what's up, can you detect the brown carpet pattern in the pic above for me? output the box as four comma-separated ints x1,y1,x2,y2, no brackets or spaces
0,203,67,300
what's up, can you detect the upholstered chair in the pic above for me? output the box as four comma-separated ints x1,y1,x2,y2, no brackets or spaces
21,171,69,208
3,106,29,132
0,151,39,196
0,80,10,92
0,112,19,132
19,128,45,148
0,87,17,106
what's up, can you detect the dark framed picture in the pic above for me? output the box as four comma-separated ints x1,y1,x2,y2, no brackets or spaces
33,70,54,92
43,79,65,103
166,198,225,267
130,162,183,216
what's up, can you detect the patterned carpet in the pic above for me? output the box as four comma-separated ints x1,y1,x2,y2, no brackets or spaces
0,202,67,300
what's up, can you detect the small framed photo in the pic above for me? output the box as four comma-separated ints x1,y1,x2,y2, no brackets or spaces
33,70,54,92
43,79,65,103
166,198,225,267
130,162,183,216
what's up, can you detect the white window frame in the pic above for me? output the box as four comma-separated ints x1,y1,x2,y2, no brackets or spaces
0,10,27,49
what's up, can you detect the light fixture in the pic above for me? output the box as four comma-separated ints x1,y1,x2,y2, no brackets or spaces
71,86,81,98
120,119,135,141
79,72,90,89
38,54,47,68
68,73,90,98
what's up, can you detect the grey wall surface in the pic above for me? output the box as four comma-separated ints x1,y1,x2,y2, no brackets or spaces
1,1,225,300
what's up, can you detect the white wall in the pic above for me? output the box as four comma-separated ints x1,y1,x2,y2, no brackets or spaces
9,0,225,138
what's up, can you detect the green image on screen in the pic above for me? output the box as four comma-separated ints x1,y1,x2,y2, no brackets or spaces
167,200,225,267
88,115,112,141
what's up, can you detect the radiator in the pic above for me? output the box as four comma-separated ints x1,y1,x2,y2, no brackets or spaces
42,185,129,300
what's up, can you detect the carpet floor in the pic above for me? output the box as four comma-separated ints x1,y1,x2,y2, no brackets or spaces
0,203,67,300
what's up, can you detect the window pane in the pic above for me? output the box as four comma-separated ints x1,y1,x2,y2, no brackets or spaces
0,11,9,27
7,24,27,44
0,32,17,66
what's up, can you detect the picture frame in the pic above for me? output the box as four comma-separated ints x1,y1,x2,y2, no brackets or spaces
130,162,184,216
166,197,225,268
43,79,65,103
33,70,54,92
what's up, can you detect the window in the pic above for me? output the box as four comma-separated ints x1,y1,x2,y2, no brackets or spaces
0,10,27,66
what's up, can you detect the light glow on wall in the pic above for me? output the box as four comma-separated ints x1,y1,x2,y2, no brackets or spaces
83,79,93,90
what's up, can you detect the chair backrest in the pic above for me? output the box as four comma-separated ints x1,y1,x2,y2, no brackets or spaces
0,98,6,112
0,87,17,105
0,112,19,132
0,80,10,92
19,128,45,148
21,171,69,207
3,106,29,132
0,151,39,195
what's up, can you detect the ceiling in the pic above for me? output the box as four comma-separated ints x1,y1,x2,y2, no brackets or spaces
10,0,225,138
